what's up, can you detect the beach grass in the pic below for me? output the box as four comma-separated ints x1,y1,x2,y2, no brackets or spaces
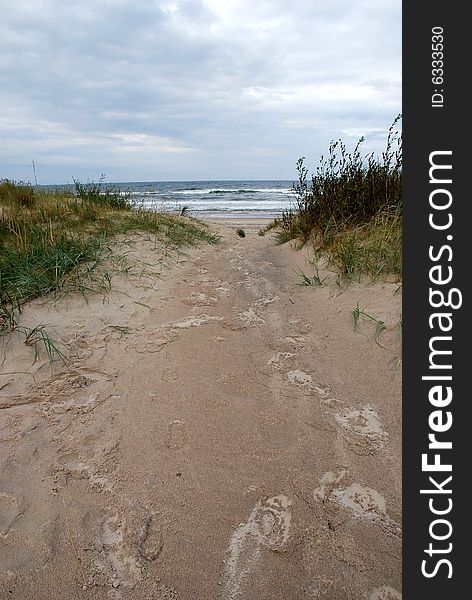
0,178,218,337
352,302,387,348
263,116,402,280
297,268,327,287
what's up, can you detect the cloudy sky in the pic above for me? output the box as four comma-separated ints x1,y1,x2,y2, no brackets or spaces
0,0,401,184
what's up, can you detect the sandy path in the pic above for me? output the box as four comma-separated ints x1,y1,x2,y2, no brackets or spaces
0,222,402,599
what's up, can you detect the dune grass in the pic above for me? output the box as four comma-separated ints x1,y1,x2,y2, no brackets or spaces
0,178,218,356
352,302,387,348
263,116,402,281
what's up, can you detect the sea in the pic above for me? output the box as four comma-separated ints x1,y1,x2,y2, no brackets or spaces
47,180,298,219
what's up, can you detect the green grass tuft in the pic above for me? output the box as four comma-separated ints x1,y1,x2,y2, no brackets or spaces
352,302,387,348
19,322,67,364
297,268,326,286
73,176,131,210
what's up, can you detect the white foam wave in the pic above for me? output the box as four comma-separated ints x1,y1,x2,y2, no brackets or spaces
172,188,294,195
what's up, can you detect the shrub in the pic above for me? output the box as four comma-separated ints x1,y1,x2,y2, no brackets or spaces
275,115,402,279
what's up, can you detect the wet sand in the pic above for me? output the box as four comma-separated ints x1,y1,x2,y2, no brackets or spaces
0,219,402,599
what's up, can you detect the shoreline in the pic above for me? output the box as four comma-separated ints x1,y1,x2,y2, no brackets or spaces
204,215,274,230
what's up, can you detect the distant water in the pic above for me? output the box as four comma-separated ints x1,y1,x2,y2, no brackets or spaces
123,180,297,218
45,180,297,219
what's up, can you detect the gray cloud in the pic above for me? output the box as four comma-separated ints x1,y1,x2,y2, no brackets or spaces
0,0,401,183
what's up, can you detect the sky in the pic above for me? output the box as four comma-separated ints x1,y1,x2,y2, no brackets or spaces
0,0,401,184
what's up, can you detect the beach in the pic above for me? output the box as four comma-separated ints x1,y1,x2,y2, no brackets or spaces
0,218,402,599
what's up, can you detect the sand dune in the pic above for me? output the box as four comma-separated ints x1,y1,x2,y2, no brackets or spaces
0,221,401,599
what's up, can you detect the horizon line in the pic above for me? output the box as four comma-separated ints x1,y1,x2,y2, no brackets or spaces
32,177,297,186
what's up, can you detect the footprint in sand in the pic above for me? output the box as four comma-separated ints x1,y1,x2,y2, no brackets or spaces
0,491,25,537
169,314,223,329
313,470,348,502
184,292,218,307
287,369,313,386
237,298,277,328
87,501,165,594
369,585,402,600
238,307,265,327
56,456,114,492
252,296,277,309
97,514,142,590
334,406,388,452
0,480,59,572
215,284,231,297
267,352,297,370
131,334,172,354
332,482,387,520
138,514,164,562
281,335,306,349
314,472,401,536
286,370,330,397
165,420,186,450
161,367,179,383
224,494,292,600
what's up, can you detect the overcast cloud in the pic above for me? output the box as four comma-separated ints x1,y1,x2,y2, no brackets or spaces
0,0,401,183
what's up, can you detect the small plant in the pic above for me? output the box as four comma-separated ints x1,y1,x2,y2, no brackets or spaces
352,302,387,348
19,323,67,363
274,229,293,245
179,205,190,216
258,220,279,236
108,325,131,338
0,303,19,332
236,228,246,238
298,268,326,286
0,304,66,363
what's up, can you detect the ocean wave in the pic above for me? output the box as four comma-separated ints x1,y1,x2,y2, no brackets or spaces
135,204,283,213
172,188,294,195
118,181,296,216
133,199,293,212
125,190,160,196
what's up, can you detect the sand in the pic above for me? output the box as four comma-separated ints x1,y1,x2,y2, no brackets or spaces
0,220,402,599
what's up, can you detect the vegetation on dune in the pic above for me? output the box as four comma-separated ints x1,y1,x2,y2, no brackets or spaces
1,118,402,359
0,177,219,358
262,115,402,281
